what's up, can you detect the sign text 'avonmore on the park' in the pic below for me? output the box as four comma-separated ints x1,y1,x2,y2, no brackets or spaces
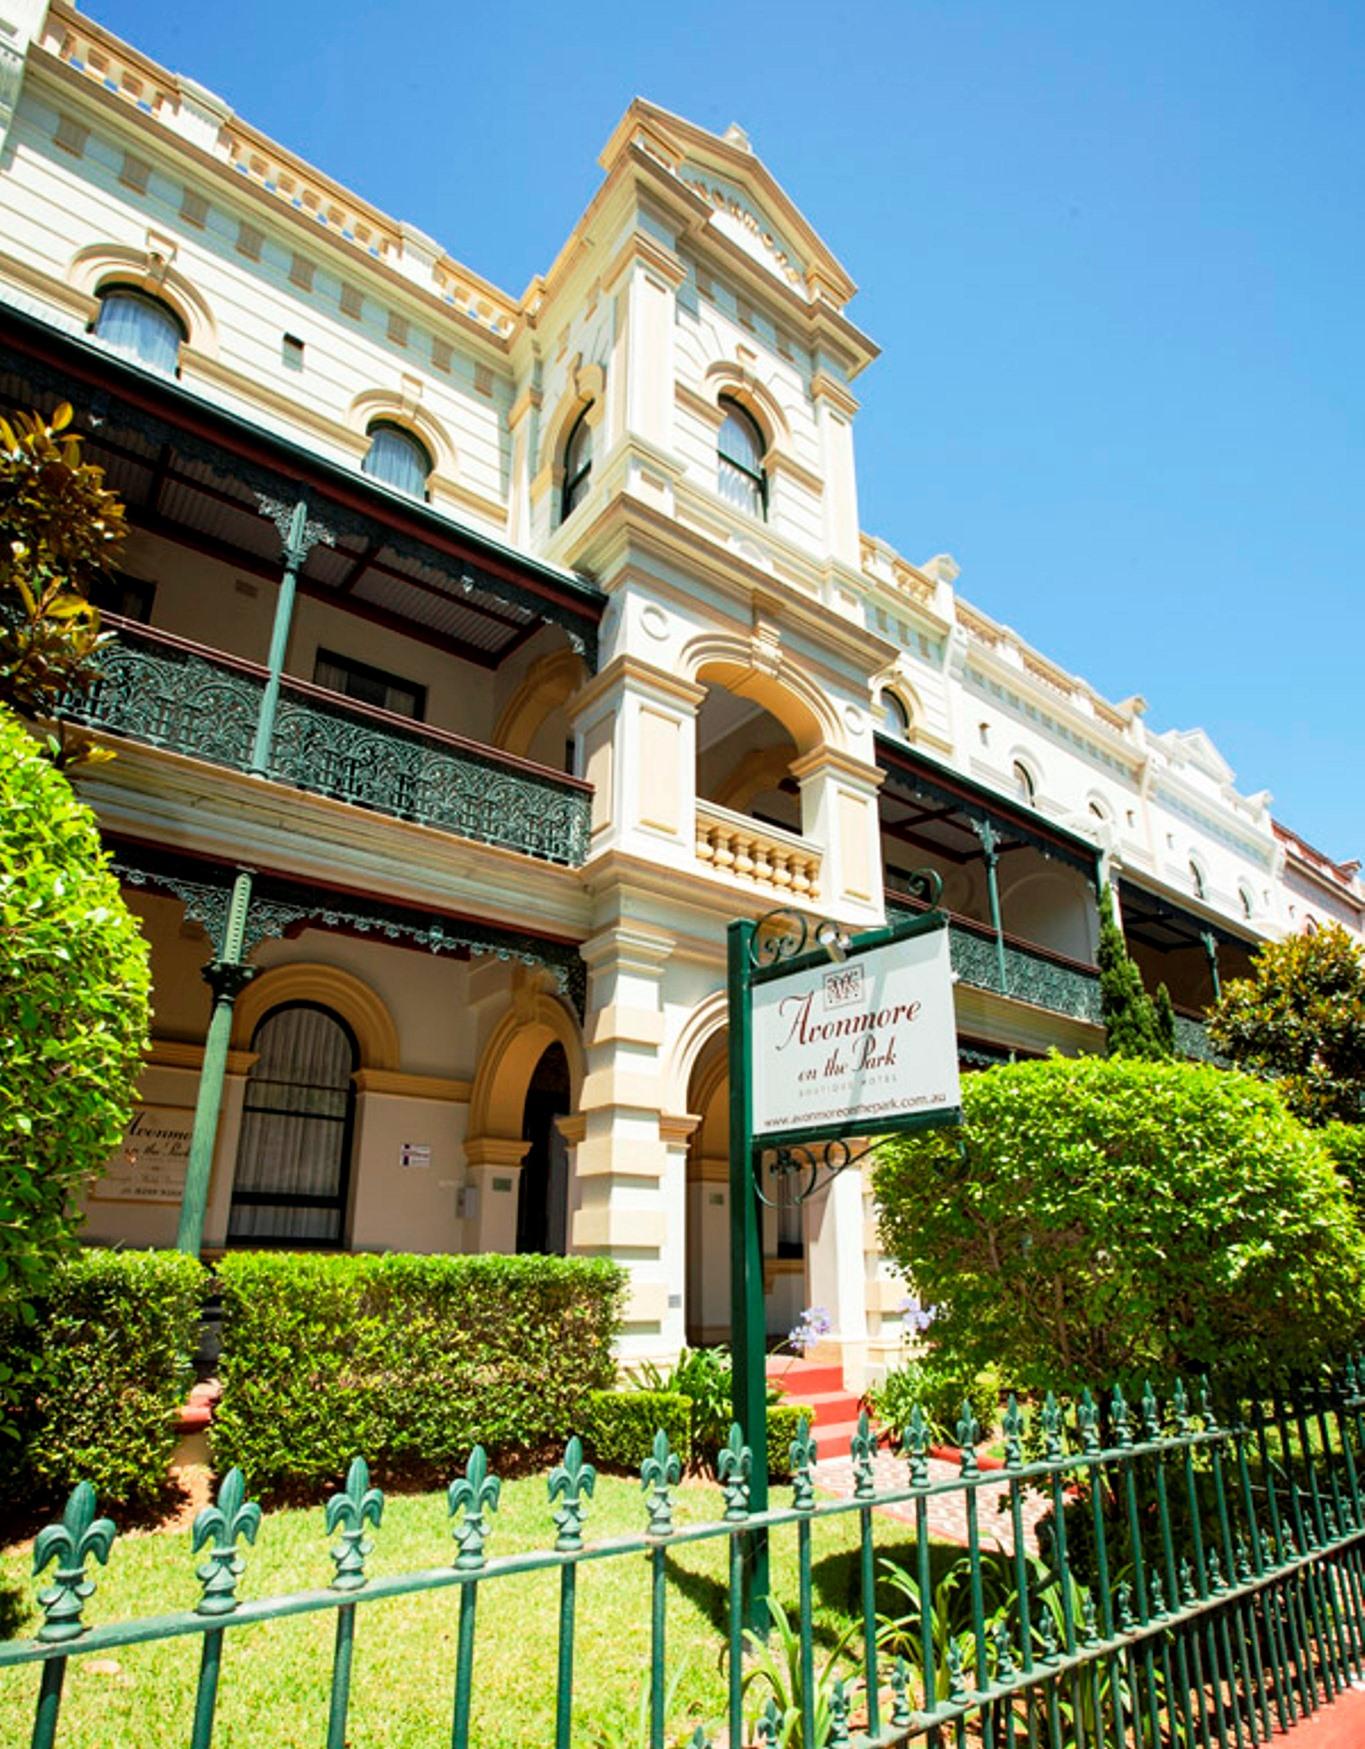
751,927,961,1141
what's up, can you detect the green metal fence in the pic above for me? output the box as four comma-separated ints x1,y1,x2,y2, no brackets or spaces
6,1367,1365,1748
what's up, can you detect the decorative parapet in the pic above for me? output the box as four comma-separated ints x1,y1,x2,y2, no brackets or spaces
38,4,518,340
61,622,591,867
694,801,821,901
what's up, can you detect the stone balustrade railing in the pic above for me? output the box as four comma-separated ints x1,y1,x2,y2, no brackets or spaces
694,802,822,900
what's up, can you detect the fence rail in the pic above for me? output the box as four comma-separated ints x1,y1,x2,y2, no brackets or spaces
6,1369,1365,1748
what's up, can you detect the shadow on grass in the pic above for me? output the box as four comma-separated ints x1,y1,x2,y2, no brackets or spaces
0,1578,26,1639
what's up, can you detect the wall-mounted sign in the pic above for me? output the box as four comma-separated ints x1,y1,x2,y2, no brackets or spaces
400,1142,432,1168
751,927,960,1144
90,1105,194,1204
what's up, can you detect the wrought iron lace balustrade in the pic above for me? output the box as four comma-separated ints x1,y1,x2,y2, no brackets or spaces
61,621,591,867
891,895,1215,1054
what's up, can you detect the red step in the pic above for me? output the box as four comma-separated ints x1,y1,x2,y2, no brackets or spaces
767,1359,844,1396
768,1359,864,1459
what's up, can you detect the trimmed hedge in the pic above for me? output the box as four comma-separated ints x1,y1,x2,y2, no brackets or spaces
212,1252,626,1497
767,1403,815,1482
2,1248,204,1510
581,1389,693,1471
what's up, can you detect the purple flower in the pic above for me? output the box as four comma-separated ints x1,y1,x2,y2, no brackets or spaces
787,1305,833,1352
899,1300,937,1335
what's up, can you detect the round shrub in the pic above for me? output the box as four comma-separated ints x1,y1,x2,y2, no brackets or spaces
0,707,150,1400
873,1055,1365,1394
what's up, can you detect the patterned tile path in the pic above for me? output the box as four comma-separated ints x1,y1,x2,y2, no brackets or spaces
814,1447,1050,1556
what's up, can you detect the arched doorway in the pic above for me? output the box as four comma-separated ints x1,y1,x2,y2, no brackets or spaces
516,1042,571,1255
229,1002,358,1246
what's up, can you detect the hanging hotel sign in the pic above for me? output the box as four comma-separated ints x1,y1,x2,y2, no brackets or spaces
750,919,961,1147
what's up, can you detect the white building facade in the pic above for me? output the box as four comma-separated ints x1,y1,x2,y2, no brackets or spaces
2,1,1360,1387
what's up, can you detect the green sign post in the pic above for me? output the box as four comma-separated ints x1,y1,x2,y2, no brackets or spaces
726,882,963,1629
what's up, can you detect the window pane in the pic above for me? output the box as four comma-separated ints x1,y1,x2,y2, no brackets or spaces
314,651,424,721
718,453,763,515
362,425,430,497
95,290,182,375
719,402,762,472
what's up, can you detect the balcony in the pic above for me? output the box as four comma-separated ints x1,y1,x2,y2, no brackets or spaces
62,620,592,867
694,801,823,901
889,898,1214,1055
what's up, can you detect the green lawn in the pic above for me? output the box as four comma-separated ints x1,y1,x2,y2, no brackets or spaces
0,1473,932,1748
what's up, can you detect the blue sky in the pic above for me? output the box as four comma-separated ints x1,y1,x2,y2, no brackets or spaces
89,1,1363,859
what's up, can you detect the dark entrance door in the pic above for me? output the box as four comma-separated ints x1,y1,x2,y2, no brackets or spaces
516,1042,570,1255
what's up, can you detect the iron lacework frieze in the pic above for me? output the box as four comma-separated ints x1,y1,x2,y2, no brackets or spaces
65,626,590,868
111,854,587,1014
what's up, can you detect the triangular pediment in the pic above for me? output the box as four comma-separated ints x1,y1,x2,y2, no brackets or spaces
1162,726,1236,785
600,100,858,308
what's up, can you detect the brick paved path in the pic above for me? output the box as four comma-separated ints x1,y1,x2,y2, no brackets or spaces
815,1448,1050,1555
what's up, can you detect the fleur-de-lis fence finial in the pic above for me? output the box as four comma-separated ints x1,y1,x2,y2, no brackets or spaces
993,1622,1017,1681
790,1416,818,1512
641,1428,681,1537
687,1728,711,1749
850,1408,876,1500
1179,1559,1197,1605
1002,1395,1025,1470
1077,1388,1101,1456
1111,1385,1133,1450
1150,1573,1167,1617
32,1482,117,1643
1117,1581,1136,1631
1141,1380,1162,1443
905,1403,930,1487
957,1401,981,1478
755,1695,782,1745
1207,1549,1225,1593
1041,1391,1064,1463
829,1678,852,1745
1082,1589,1100,1645
1198,1378,1219,1434
1235,1532,1254,1583
325,1456,384,1592
718,1424,752,1522
890,1656,913,1726
1171,1377,1191,1434
1038,1609,1060,1663
548,1436,596,1553
448,1445,502,1571
192,1467,262,1617
946,1637,968,1702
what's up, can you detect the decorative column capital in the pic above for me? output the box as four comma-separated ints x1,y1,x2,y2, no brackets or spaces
254,493,336,569
202,960,258,1003
970,816,1002,864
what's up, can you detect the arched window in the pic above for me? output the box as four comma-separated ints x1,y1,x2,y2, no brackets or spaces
228,1003,357,1246
717,395,767,519
560,404,593,521
880,691,911,741
362,421,431,498
94,286,184,375
1012,760,1036,806
1189,859,1206,900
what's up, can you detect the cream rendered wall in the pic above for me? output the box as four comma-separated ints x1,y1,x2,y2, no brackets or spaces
0,87,512,533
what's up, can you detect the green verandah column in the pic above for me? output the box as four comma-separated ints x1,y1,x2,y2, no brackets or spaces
727,918,770,1634
1201,928,1223,1003
971,818,1009,995
176,494,327,1255
174,875,255,1255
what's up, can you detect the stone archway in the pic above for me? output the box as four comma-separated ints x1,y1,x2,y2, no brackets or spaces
464,991,585,1254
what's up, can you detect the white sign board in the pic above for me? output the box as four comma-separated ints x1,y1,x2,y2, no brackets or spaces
90,1105,194,1204
400,1142,432,1168
751,927,960,1140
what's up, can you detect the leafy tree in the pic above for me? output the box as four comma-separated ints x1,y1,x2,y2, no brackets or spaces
1097,885,1172,1059
0,401,125,747
873,1056,1365,1395
0,706,151,1428
1207,924,1365,1126
1324,1122,1365,1213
